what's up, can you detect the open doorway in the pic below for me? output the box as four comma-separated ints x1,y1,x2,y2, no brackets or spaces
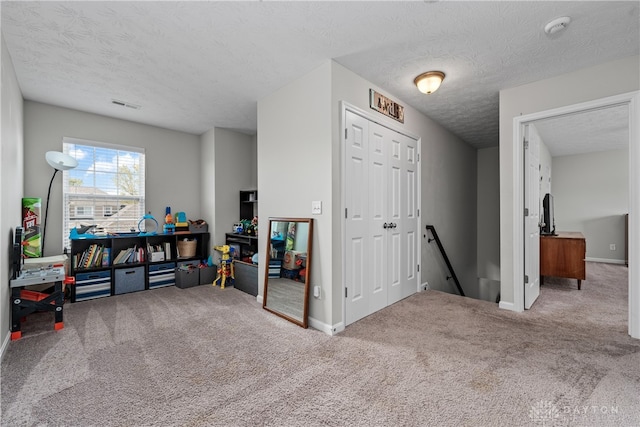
524,105,629,328
511,91,639,338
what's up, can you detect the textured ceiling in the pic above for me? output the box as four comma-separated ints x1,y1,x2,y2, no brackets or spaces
533,105,630,157
2,1,639,150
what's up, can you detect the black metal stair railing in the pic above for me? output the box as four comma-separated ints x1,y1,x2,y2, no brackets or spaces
425,225,465,297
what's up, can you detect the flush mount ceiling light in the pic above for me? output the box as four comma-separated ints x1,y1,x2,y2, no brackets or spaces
414,71,445,94
544,16,571,35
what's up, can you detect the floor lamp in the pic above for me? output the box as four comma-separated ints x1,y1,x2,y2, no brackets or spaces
42,151,78,256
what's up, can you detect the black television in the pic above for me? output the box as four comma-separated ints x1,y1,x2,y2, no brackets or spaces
541,193,556,235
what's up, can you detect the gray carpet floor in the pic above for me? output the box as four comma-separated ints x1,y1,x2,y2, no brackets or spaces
1,262,638,426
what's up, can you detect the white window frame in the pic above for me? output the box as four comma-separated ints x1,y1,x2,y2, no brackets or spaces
74,206,94,218
62,137,145,251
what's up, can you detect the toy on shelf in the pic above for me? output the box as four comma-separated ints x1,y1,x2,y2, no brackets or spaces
163,207,175,234
175,211,189,232
138,213,158,236
213,244,235,289
69,224,97,240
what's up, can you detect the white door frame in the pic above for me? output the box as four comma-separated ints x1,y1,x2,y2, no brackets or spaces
340,101,422,329
510,91,639,338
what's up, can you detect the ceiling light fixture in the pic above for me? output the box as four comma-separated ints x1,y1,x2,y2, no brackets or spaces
544,16,571,35
414,71,445,94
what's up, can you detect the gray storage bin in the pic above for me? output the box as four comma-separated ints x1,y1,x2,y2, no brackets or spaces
234,261,258,296
176,259,200,269
114,266,145,295
175,267,199,289
199,265,217,285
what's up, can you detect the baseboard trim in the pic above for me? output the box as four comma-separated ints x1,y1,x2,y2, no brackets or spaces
1,330,10,363
256,295,263,305
308,317,344,336
499,300,517,311
586,257,627,265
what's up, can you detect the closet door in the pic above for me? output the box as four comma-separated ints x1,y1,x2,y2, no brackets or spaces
368,123,391,314
345,112,373,324
345,111,418,325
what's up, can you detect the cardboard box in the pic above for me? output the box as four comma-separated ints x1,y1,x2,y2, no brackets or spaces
22,198,41,258
150,252,165,262
283,250,305,270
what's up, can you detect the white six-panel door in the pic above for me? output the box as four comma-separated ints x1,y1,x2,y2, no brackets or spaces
524,125,541,309
345,110,418,325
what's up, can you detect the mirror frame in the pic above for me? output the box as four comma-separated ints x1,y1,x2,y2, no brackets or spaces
262,217,313,328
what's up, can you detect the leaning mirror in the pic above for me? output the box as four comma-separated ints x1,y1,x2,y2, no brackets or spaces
263,217,313,328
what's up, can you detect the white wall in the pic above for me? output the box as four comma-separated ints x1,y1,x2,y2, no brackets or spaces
259,60,477,331
200,129,216,248
1,35,24,357
257,61,333,325
201,127,256,249
477,147,500,285
23,101,201,255
499,55,640,306
214,128,256,246
536,127,552,198
330,63,477,308
553,149,628,262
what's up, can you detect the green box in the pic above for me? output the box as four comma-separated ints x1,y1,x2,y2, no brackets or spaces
22,198,41,258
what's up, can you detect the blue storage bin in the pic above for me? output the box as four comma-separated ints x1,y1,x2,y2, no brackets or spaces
75,270,111,302
268,260,282,278
114,266,145,295
149,262,176,289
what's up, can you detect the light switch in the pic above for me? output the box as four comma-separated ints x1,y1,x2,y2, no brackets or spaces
312,200,322,215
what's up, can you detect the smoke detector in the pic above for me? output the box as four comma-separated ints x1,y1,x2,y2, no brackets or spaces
544,16,571,35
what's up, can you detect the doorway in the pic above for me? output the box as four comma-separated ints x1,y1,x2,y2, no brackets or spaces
511,91,639,338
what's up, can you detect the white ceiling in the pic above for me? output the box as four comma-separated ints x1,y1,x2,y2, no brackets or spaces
533,104,630,157
2,1,639,150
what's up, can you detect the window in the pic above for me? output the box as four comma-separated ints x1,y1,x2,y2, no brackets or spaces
62,138,145,250
74,206,94,217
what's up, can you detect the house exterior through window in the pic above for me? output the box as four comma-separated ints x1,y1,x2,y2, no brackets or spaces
62,138,145,251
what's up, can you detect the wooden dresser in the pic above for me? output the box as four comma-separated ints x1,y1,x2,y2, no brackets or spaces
540,232,586,289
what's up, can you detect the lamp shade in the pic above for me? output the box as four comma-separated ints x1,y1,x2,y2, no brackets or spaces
45,151,78,171
414,71,445,94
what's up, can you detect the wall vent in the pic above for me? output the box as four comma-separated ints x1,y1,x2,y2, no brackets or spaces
111,99,141,110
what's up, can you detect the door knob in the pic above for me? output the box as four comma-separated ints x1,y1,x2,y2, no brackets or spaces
383,223,389,229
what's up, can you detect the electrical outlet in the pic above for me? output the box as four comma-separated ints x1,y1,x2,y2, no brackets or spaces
313,285,321,298
421,282,429,291
312,201,322,215
610,244,616,251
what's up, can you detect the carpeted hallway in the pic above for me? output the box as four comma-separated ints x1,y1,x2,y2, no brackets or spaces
1,262,638,426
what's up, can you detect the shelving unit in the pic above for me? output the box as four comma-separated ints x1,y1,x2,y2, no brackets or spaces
225,233,258,262
239,190,258,220
227,190,259,296
70,232,209,302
